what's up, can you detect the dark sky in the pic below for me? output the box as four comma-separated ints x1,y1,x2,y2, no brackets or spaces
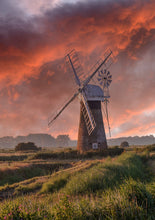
0,0,154,139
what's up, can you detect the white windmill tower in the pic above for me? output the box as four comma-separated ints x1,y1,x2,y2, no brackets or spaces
48,49,113,152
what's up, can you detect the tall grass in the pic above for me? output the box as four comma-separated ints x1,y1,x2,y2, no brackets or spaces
0,152,154,219
53,178,154,220
40,160,98,194
0,167,45,186
59,153,147,196
0,162,72,186
51,153,155,219
41,172,69,194
0,196,52,219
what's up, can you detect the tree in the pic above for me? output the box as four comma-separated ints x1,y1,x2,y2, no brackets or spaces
120,141,129,148
15,142,39,151
56,135,70,147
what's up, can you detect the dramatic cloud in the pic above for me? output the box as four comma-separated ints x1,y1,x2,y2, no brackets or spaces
0,0,154,139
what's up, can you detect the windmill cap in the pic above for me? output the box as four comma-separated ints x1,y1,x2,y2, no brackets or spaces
84,84,105,101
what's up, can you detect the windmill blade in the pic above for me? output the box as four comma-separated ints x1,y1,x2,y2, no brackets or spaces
81,92,96,135
66,52,81,86
48,91,79,127
108,79,112,83
66,49,85,87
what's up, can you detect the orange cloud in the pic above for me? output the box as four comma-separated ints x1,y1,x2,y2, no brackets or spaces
0,0,154,139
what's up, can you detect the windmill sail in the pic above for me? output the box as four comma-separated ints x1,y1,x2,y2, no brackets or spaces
66,51,81,86
48,91,79,127
65,49,85,86
81,92,96,135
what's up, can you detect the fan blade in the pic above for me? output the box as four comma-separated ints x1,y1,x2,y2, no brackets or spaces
97,77,102,81
98,72,102,77
81,92,96,135
48,91,79,127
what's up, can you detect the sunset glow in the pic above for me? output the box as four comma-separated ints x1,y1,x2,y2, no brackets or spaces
0,0,155,139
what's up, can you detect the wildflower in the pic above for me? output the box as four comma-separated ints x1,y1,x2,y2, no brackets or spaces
4,217,7,220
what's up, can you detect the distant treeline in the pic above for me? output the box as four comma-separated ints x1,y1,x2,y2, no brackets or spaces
0,134,76,149
0,133,154,149
107,135,155,146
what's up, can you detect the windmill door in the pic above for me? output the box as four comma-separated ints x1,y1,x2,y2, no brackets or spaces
92,143,98,149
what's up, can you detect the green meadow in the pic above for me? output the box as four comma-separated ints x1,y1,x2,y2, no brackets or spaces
0,146,154,219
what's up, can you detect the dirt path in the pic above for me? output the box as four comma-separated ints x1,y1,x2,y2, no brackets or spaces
0,160,96,201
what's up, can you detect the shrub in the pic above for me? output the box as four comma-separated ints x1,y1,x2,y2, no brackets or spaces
56,135,70,147
15,142,40,151
0,155,27,161
134,144,155,153
120,141,129,147
146,144,155,151
30,148,124,160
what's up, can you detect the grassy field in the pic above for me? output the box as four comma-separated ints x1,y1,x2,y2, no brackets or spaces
0,145,154,219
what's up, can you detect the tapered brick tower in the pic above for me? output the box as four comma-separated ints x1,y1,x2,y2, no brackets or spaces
77,84,107,153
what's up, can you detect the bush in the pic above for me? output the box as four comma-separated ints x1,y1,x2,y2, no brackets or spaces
0,155,27,161
134,144,155,153
146,144,155,151
120,141,129,147
31,148,124,160
15,142,40,151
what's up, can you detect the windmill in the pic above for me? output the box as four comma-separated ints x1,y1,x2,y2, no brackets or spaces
48,49,113,152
